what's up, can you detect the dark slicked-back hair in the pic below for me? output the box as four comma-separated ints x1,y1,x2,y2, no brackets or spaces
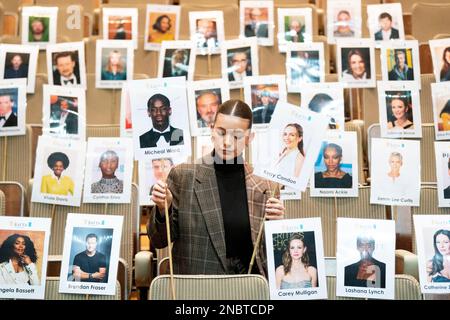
214,99,253,129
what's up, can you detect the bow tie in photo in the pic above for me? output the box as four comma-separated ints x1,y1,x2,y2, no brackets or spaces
156,131,172,143
64,79,74,85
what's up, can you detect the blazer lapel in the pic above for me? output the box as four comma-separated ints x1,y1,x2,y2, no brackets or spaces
193,154,228,271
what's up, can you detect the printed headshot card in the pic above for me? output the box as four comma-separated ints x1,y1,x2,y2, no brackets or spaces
253,102,328,191
277,8,313,53
431,82,450,140
286,42,325,93
367,3,405,47
265,218,327,300
158,40,196,81
434,142,450,207
380,40,421,87
194,134,214,160
21,6,58,49
0,216,51,300
46,41,87,90
189,11,225,55
0,78,27,137
326,0,362,44
310,131,358,197
31,135,86,207
42,85,86,141
144,4,181,51
336,38,376,88
413,215,450,293
187,78,230,136
336,217,396,299
95,40,134,89
429,38,450,83
240,0,274,46
377,81,422,139
82,138,134,204
0,44,39,93
119,82,132,138
299,82,345,130
243,75,287,129
102,7,138,49
221,37,259,90
369,138,420,206
59,213,123,296
129,77,192,161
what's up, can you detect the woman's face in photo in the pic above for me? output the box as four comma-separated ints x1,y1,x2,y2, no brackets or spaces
160,17,170,32
109,52,121,66
445,50,450,64
349,53,365,77
289,239,305,260
52,160,65,177
283,126,301,149
388,155,402,171
391,98,407,120
324,147,341,171
436,234,450,256
13,237,26,257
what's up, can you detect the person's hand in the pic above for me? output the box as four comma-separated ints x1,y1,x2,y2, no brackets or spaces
92,272,105,280
151,180,173,214
20,255,32,266
265,197,284,220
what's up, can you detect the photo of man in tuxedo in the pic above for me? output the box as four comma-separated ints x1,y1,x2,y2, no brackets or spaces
139,93,184,148
0,93,18,128
52,51,81,86
49,96,78,135
374,12,399,41
344,235,386,288
245,7,269,38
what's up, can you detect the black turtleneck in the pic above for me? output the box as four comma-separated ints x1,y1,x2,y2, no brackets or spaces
213,152,253,273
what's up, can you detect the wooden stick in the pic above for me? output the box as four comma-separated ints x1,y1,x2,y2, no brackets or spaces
164,186,176,300
2,136,7,181
248,189,276,274
207,53,212,76
104,203,108,215
85,294,90,300
240,87,244,101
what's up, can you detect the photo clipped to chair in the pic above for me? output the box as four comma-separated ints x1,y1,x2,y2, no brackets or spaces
336,217,395,299
310,131,358,197
129,77,192,161
0,43,39,94
299,82,345,130
326,0,362,44
265,217,327,300
119,81,133,138
413,215,450,294
369,138,420,206
138,155,187,206
366,3,405,48
189,11,225,55
102,7,138,49
336,38,376,88
253,101,328,191
243,75,287,130
144,4,181,51
46,41,87,90
59,213,123,296
95,40,134,89
428,37,450,83
21,6,58,49
277,7,313,52
286,42,325,93
221,37,259,90
377,81,422,139
42,84,86,141
379,40,421,89
0,216,51,300
82,137,134,204
187,78,230,136
158,40,196,81
434,141,450,207
431,82,450,140
31,135,86,207
240,0,274,46
0,78,27,137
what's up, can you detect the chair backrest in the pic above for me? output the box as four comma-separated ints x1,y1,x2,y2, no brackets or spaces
411,2,450,43
0,190,5,216
46,255,128,300
149,274,270,300
0,182,25,216
29,182,140,295
336,186,387,219
45,276,121,300
419,74,434,123
27,73,48,125
344,120,367,185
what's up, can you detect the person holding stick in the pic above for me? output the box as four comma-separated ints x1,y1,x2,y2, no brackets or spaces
149,99,285,276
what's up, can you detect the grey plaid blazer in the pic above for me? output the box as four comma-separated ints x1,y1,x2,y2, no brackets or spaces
148,153,280,276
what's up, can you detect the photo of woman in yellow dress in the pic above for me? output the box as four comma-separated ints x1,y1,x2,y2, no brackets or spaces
40,152,74,196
